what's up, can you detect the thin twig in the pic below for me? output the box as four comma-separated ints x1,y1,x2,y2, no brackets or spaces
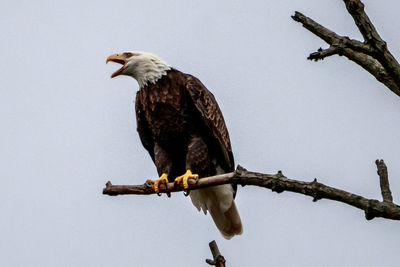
308,46,341,61
376,159,393,203
206,240,226,267
103,163,400,221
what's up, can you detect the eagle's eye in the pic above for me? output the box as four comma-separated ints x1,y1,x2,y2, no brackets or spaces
123,52,133,58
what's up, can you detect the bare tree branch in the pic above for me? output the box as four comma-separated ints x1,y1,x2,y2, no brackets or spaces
292,0,400,97
343,0,383,45
343,0,400,87
103,161,400,221
206,240,226,267
291,11,372,55
376,159,393,203
308,46,341,62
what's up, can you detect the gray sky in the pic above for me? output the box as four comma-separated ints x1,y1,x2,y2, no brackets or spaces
1,0,400,266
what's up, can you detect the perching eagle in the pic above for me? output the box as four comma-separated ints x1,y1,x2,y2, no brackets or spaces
106,51,242,239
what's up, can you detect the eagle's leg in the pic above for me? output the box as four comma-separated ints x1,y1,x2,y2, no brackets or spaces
175,136,209,195
146,173,169,195
146,143,172,196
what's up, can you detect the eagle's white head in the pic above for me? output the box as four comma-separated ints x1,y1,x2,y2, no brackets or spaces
106,51,171,88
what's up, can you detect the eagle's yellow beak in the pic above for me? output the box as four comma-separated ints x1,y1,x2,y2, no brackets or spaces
106,54,127,78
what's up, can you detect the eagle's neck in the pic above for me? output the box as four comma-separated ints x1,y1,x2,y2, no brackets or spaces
135,60,171,88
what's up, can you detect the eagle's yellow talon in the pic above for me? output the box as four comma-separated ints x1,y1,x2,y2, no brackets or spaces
146,173,169,193
175,170,199,190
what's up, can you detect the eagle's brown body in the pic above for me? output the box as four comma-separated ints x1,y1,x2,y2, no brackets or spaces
135,68,234,180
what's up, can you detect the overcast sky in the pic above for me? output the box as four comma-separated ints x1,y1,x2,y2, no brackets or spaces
1,0,400,266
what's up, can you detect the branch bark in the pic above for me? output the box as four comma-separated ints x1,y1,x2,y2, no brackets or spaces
376,159,393,203
103,161,400,221
292,0,400,97
206,240,226,267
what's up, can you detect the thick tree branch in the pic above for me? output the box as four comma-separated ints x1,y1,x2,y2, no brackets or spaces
343,0,400,88
343,0,383,45
103,162,400,221
292,1,400,97
206,240,226,267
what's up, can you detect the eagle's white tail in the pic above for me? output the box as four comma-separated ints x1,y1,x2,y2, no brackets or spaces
190,184,243,239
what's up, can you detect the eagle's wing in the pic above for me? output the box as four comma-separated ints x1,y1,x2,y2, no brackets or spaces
135,93,155,163
185,75,242,239
185,75,234,172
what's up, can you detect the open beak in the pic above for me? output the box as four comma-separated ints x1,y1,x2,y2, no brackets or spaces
106,54,127,78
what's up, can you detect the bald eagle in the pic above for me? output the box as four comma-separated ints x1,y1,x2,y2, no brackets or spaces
106,52,242,239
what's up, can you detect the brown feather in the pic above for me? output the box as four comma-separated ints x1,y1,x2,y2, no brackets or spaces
135,68,234,177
